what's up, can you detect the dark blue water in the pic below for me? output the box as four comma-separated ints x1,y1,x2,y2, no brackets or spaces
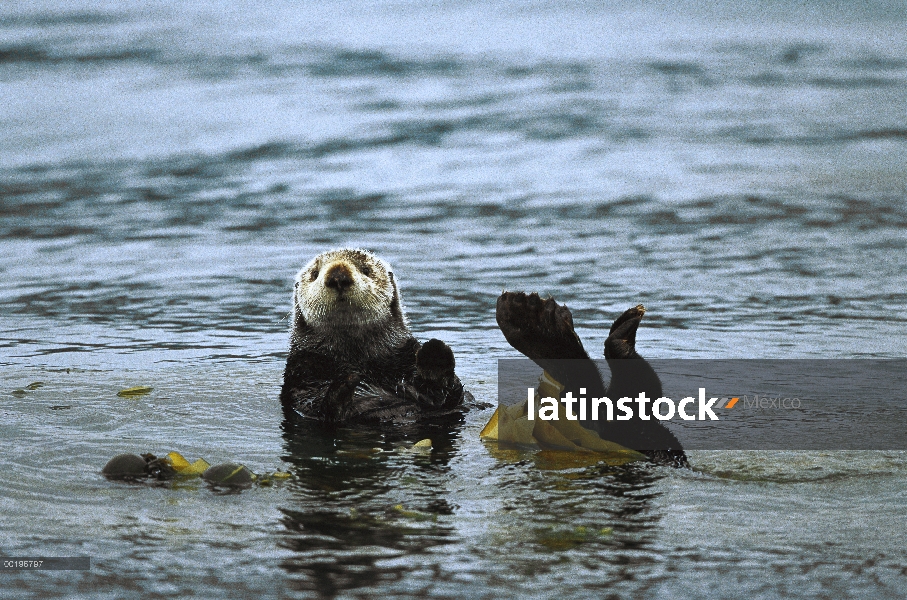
2,1,906,598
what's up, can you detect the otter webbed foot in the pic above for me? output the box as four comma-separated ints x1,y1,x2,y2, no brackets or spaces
496,292,588,361
496,291,605,393
604,304,645,359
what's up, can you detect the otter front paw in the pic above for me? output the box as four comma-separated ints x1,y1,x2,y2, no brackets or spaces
605,305,645,359
496,291,588,361
324,372,362,422
416,338,456,381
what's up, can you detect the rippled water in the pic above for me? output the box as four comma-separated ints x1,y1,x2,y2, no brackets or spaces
2,0,906,598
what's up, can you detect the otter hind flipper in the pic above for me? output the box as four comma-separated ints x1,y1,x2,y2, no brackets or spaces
600,305,689,468
496,292,605,394
605,304,645,359
495,293,688,468
496,292,588,361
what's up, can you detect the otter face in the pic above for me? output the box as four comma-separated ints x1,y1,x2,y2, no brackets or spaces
293,249,403,329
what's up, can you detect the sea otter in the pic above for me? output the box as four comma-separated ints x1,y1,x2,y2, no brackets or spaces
280,248,469,423
496,292,688,467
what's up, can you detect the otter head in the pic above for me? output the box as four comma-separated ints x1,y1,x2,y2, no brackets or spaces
293,249,406,333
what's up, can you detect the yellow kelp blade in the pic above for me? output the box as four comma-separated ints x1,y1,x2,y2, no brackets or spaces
496,402,537,446
532,420,644,465
533,450,630,470
531,420,582,451
183,459,211,475
479,407,499,440
167,451,191,470
480,370,645,463
505,398,527,418
537,370,564,399
117,386,153,397
166,451,211,476
548,399,646,460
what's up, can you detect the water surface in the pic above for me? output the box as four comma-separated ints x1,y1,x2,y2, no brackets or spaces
2,0,906,597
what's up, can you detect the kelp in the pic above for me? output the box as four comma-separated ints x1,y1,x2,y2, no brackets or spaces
480,371,645,466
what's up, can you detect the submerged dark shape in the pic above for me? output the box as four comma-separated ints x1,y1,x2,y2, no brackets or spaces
100,452,178,480
496,291,688,467
101,453,149,479
202,463,254,487
280,249,471,423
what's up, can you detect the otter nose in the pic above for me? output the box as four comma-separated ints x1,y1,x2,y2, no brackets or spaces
325,264,354,291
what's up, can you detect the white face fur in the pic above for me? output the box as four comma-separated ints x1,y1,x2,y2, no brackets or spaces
293,249,399,329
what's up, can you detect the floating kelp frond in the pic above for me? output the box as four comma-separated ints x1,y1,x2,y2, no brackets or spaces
102,448,295,489
117,386,153,397
480,371,645,466
166,451,210,476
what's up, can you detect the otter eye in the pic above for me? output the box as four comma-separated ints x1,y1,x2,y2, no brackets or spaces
309,269,319,282
360,265,372,277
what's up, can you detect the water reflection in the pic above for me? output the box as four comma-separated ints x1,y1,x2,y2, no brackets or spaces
278,414,462,595
278,410,670,595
